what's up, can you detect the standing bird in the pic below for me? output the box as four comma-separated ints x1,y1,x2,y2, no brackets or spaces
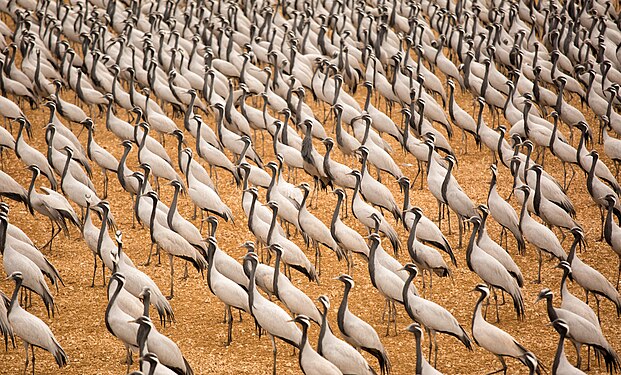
404,323,443,375
206,237,249,346
15,118,57,190
330,189,369,264
6,272,67,374
472,284,541,374
466,217,524,321
405,208,452,294
536,288,620,372
566,227,621,319
26,165,80,251
133,316,193,375
292,315,343,375
0,289,13,350
550,319,587,375
316,296,375,375
106,272,140,371
603,195,621,289
297,182,345,272
82,118,118,199
400,263,472,365
335,274,391,375
349,170,400,255
145,192,207,299
0,169,29,210
268,244,321,324
517,185,566,283
243,252,302,375
487,165,525,253
0,214,55,317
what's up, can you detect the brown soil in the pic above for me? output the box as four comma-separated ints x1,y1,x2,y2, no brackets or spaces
0,67,619,375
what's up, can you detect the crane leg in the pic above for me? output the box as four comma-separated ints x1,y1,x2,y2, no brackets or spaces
144,243,155,266
433,331,439,368
183,262,189,279
437,201,442,231
131,195,136,229
494,288,500,323
226,305,233,346
31,347,35,375
486,355,507,374
595,295,601,322
103,170,108,199
617,256,621,290
91,254,97,287
573,341,582,369
534,250,542,284
23,342,29,375
102,262,106,286
426,327,432,359
167,254,174,300
270,334,278,375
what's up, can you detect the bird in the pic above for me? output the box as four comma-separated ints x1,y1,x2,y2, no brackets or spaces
0,169,29,211
242,252,302,375
268,244,321,324
26,165,80,251
145,191,207,299
82,118,118,199
291,315,343,375
466,217,525,321
516,185,567,283
330,188,369,265
399,177,453,258
184,151,234,222
487,164,525,254
603,195,621,289
550,319,587,375
205,237,249,346
0,214,55,317
536,288,620,372
15,118,57,190
106,272,140,371
565,227,621,319
335,274,391,375
472,284,541,374
348,170,400,255
0,289,13,350
133,315,194,375
404,323,443,375
400,263,472,365
1,210,63,291
296,182,345,272
316,295,376,375
476,205,524,289
405,208,451,294
5,271,67,374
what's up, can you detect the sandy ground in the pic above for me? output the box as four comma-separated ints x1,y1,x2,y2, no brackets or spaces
0,62,619,375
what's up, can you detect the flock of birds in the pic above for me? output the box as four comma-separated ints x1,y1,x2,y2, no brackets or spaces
0,0,619,372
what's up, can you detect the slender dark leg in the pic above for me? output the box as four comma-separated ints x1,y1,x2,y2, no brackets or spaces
167,254,174,300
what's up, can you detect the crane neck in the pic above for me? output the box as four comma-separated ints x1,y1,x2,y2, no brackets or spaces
266,206,278,246
148,196,157,244
337,281,351,335
466,221,480,271
272,249,281,299
167,184,180,230
552,329,566,374
415,330,424,374
247,193,257,233
330,193,343,239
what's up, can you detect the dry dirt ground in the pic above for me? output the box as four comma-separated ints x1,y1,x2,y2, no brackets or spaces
0,66,619,375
